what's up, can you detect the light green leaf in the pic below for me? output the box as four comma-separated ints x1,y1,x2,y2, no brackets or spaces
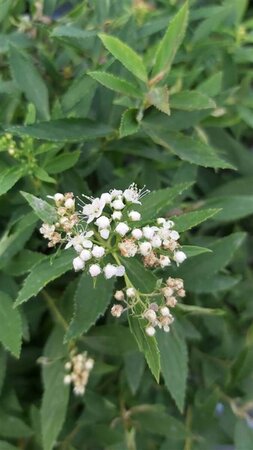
120,108,140,138
152,1,189,79
0,292,22,357
15,250,74,307
177,304,225,315
65,273,115,341
144,127,235,169
157,326,188,412
21,192,57,224
5,119,112,142
173,208,220,232
0,166,25,196
146,86,170,115
99,33,148,83
44,150,80,174
234,419,253,450
33,167,56,184
89,71,142,98
170,90,216,111
181,245,212,257
41,327,69,450
204,196,253,222
51,25,96,42
9,45,49,120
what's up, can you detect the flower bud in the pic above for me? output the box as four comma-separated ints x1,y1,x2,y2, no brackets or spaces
111,304,124,318
169,230,180,241
143,226,155,240
111,199,125,210
95,216,110,229
65,198,75,209
145,326,156,337
73,257,85,271
89,264,101,277
159,255,171,267
115,265,125,277
92,245,105,258
112,211,122,220
100,228,110,239
126,287,136,298
80,249,92,261
139,241,152,256
115,222,129,237
144,309,157,322
54,193,64,203
131,228,143,240
64,374,72,385
128,210,141,221
114,290,125,301
160,306,170,317
100,192,112,204
174,250,187,264
104,263,117,279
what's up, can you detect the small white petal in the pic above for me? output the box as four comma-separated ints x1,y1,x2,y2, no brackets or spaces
103,263,117,279
89,264,101,277
131,228,143,240
174,251,187,264
115,265,125,277
92,245,105,258
145,326,156,337
100,228,110,239
73,257,85,271
111,199,125,210
95,215,110,229
100,192,112,204
115,222,129,237
128,210,141,221
80,249,92,261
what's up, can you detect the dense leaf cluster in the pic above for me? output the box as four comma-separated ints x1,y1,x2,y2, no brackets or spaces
0,1,253,449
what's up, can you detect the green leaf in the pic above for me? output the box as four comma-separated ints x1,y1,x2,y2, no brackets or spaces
183,274,240,294
51,25,96,42
44,150,80,174
65,273,115,341
21,192,57,224
34,167,56,184
41,327,69,450
234,419,253,450
146,86,170,115
152,1,189,79
14,250,74,307
5,119,112,142
0,166,25,196
0,347,7,394
181,245,212,257
99,33,148,83
0,292,22,357
4,250,46,276
157,326,188,412
9,45,49,120
138,182,192,224
170,90,216,111
120,109,140,138
124,351,145,395
204,196,253,222
0,410,32,438
144,127,235,169
0,441,20,450
89,71,142,98
173,208,220,232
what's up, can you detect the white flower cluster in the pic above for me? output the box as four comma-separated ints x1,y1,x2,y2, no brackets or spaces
64,351,94,396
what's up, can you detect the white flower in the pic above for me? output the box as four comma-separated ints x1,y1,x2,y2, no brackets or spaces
169,230,180,241
139,241,152,256
157,217,166,225
112,211,122,221
40,223,55,239
145,326,156,337
82,239,93,249
65,198,75,209
144,309,157,322
160,306,170,317
89,264,101,277
65,361,72,370
126,287,136,298
159,255,171,267
64,374,72,385
123,183,149,204
111,304,124,318
174,250,187,265
114,290,125,301
143,226,155,240
164,220,174,229
82,197,105,223
100,192,112,204
131,228,143,240
74,244,83,253
115,222,129,237
128,210,141,221
80,249,92,261
54,193,64,202
65,231,93,250
110,189,123,198
92,245,105,258
118,240,138,257
104,263,117,279
158,227,170,240
73,257,85,271
151,236,162,248
164,325,170,332
84,358,94,370
111,198,125,210
100,228,110,240
95,215,110,229
115,265,125,277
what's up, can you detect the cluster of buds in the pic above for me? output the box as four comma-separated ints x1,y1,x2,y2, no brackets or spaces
39,193,78,247
111,276,185,337
63,351,94,396
0,133,17,156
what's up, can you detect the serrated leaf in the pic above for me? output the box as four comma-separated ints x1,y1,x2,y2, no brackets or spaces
9,45,49,120
51,25,96,41
99,33,148,83
21,192,57,224
152,1,189,79
170,90,216,111
44,150,80,174
144,127,235,169
0,292,22,357
146,86,170,115
89,71,142,98
157,326,188,412
65,273,115,341
0,166,25,196
5,119,112,142
173,208,220,232
4,249,46,276
120,108,140,137
137,182,192,224
15,250,74,307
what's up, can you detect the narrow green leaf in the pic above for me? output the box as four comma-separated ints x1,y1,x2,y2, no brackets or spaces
15,251,74,307
152,1,189,78
204,196,253,222
0,292,22,357
157,326,188,412
34,167,56,184
120,108,140,138
0,410,32,438
89,71,142,98
65,273,115,341
0,166,25,196
99,33,148,83
51,25,96,41
5,119,112,142
173,208,220,232
234,419,253,450
181,245,212,257
9,45,49,120
124,351,145,395
170,90,216,111
21,192,57,224
44,151,80,174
